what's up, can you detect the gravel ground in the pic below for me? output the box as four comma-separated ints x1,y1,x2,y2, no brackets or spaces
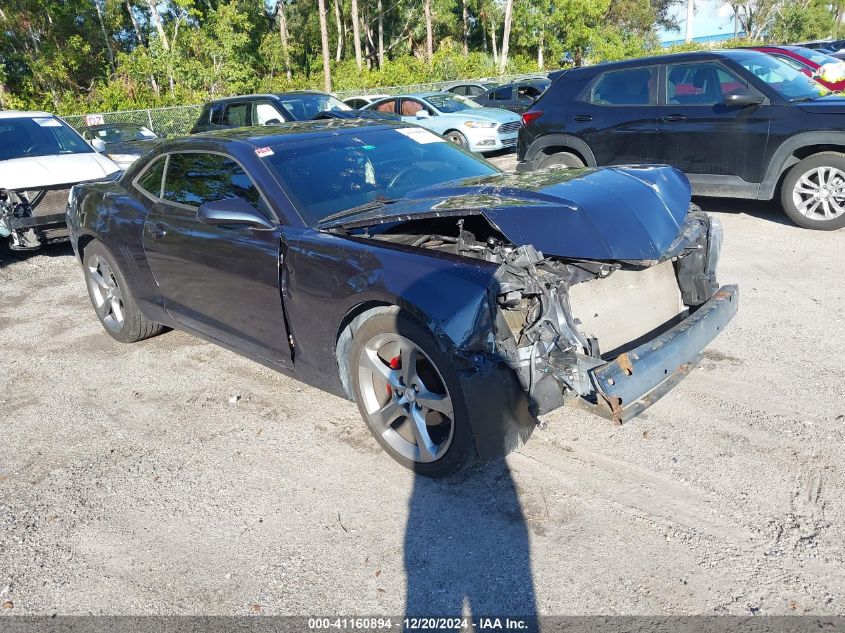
1,154,844,617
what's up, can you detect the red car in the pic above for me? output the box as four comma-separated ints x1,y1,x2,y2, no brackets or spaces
750,45,845,91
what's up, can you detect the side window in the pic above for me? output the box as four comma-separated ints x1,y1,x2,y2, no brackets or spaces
135,156,166,199
589,67,657,105
254,101,285,125
375,99,397,114
467,86,485,96
209,103,225,126
666,63,752,105
163,153,265,215
492,86,513,101
517,85,543,100
221,103,249,127
400,99,426,116
346,98,365,109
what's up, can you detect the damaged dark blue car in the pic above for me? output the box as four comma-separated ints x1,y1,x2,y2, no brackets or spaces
67,119,738,477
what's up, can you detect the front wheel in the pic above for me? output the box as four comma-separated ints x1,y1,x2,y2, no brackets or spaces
83,241,164,343
444,130,469,149
349,310,477,477
781,152,845,230
538,151,585,170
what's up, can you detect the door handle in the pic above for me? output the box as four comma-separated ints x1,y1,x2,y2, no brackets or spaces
152,222,167,239
661,114,687,122
574,114,593,122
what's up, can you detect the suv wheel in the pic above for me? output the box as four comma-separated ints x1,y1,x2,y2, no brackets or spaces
538,151,585,170
781,152,845,230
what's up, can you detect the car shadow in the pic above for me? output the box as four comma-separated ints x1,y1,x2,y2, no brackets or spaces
692,196,796,227
0,241,75,269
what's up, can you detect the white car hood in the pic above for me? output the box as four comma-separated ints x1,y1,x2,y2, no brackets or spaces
0,152,120,190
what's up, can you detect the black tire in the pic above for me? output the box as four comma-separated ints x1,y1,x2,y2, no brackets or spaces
781,152,845,230
444,130,469,148
348,309,478,477
82,241,164,343
538,151,585,170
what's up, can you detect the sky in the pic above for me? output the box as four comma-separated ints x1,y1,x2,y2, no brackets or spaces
659,0,740,42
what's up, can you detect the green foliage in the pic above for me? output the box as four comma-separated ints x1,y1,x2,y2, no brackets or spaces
0,0,840,114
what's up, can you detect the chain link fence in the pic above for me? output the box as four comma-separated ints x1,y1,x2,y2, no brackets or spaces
60,72,548,136
62,104,202,137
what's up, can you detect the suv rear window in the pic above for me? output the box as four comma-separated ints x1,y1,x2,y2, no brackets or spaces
588,67,657,106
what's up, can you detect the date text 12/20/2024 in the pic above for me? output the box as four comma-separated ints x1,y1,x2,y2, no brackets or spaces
308,617,533,630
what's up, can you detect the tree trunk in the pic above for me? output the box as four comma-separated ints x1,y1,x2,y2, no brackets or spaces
93,0,116,74
146,0,169,50
125,0,145,45
377,0,384,67
277,0,292,79
317,0,332,92
462,0,468,56
351,0,363,71
333,0,344,62
537,23,544,69
498,0,512,74
490,19,498,63
424,0,433,64
684,0,694,43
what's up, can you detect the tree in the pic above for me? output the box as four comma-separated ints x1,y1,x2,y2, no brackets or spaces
317,0,332,90
424,0,434,63
498,0,513,73
351,0,363,70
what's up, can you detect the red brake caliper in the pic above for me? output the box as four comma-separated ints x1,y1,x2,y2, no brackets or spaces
386,356,401,396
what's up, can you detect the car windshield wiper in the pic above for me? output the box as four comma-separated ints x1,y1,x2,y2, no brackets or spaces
318,195,398,224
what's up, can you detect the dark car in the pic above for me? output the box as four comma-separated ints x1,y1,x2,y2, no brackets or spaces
794,39,845,53
80,122,161,169
66,120,736,477
443,82,500,97
473,79,551,113
189,91,354,133
518,49,845,230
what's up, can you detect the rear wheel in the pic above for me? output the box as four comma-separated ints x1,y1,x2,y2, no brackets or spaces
781,152,845,230
538,151,585,170
83,241,164,343
349,310,477,477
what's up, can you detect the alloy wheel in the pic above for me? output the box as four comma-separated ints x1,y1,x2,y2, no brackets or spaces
86,254,125,332
357,333,455,463
792,165,845,221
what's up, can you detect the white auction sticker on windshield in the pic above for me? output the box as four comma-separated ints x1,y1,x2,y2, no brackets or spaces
395,127,445,144
34,117,62,127
255,146,274,157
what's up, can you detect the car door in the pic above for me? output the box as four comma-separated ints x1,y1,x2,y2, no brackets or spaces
484,85,515,109
139,151,291,366
568,65,660,165
398,98,439,131
659,61,771,187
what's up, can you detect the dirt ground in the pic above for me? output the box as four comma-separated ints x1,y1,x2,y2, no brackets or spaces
1,155,844,617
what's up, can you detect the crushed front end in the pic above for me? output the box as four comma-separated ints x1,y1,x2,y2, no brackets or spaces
488,209,737,423
0,187,71,250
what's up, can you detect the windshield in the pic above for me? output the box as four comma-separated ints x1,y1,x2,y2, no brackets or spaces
262,126,497,226
0,116,93,160
794,47,843,66
423,93,483,113
277,94,352,120
90,124,158,143
731,52,829,101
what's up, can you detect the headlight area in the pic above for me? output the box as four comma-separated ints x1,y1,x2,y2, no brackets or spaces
463,120,497,129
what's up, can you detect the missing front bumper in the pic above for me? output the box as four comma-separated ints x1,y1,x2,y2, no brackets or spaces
586,284,738,424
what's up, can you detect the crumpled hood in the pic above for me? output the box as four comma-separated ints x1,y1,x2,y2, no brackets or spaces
319,165,692,261
0,152,120,190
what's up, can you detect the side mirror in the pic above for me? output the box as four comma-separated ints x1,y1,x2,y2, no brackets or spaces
197,197,274,229
91,138,106,152
723,93,765,107
415,110,431,120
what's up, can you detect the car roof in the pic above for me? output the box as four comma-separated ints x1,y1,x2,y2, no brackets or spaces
0,110,54,119
188,118,406,145
563,49,768,75
203,91,329,105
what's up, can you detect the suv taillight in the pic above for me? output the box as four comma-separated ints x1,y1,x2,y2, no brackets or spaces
522,110,543,126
